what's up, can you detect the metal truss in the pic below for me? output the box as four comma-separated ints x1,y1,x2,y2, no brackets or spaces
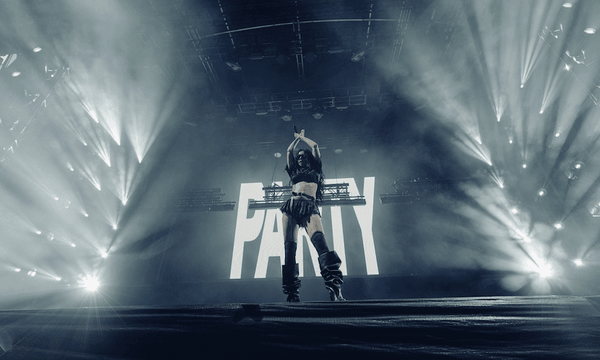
168,188,236,212
250,183,366,209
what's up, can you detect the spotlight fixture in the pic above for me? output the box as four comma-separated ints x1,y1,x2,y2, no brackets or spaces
312,105,324,120
350,50,365,62
584,28,596,35
537,188,547,196
281,114,292,122
573,259,583,266
566,160,584,180
274,152,282,158
225,61,242,72
553,222,564,230
572,161,584,170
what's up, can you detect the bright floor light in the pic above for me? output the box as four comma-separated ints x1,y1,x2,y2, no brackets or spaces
536,264,553,278
81,276,100,292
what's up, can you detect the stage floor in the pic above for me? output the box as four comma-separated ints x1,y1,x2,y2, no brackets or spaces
0,296,599,359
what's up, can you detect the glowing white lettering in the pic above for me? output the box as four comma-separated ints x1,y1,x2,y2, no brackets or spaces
254,209,284,278
230,177,378,279
229,183,265,279
326,177,379,275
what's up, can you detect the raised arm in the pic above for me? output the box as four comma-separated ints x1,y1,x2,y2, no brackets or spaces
299,133,321,162
287,135,301,169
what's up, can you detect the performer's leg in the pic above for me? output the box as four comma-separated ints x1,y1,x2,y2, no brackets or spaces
307,214,345,302
306,217,329,256
282,213,300,302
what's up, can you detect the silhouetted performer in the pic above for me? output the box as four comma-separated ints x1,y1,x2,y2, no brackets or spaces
280,129,345,302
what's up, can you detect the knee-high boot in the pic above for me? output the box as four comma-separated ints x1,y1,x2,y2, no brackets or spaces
282,263,301,302
318,251,345,301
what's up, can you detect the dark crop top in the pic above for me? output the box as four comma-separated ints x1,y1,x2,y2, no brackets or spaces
289,167,319,184
286,156,322,185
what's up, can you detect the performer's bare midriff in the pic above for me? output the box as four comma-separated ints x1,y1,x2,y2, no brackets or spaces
284,181,324,237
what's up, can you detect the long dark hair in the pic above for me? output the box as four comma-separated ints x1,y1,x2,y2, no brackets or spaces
286,149,325,202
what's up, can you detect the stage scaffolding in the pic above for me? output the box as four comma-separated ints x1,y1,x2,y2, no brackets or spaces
249,183,366,209
169,188,236,212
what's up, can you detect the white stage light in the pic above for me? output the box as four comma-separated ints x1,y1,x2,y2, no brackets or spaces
536,264,552,278
81,276,100,292
14,268,21,272
573,259,583,266
33,47,42,52
553,222,563,230
522,164,527,168
538,189,547,196
101,251,108,258
584,28,596,34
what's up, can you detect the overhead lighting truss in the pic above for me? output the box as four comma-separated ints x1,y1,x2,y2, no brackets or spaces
250,183,366,209
380,178,459,204
168,188,236,212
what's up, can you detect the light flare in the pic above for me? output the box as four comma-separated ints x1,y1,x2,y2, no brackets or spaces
80,275,100,292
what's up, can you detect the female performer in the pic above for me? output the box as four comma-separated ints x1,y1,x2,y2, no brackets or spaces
280,129,345,302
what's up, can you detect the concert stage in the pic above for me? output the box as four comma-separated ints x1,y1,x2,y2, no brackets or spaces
0,296,598,359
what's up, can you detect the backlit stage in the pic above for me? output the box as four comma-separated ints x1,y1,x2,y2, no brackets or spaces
1,295,598,359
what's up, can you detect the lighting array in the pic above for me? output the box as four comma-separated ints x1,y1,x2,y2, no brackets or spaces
0,45,130,295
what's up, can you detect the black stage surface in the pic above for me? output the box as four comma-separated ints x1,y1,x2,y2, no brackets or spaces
0,296,599,359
